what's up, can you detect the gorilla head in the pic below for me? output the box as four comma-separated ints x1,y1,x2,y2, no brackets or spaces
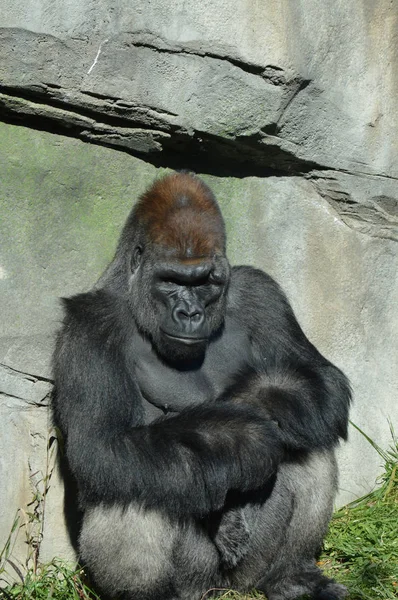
117,172,231,362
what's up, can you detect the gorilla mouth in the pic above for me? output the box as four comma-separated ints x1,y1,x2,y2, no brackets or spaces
162,332,207,345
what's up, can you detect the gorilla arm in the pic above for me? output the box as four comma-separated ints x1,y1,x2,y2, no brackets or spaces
229,266,352,454
53,291,284,518
211,267,351,568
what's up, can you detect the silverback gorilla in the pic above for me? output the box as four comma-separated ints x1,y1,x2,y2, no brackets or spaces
53,172,351,600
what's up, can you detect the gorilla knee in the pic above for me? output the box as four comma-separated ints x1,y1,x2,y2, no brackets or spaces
79,504,176,599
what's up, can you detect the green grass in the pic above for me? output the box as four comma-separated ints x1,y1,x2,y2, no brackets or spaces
319,423,398,600
0,560,99,599
1,426,397,599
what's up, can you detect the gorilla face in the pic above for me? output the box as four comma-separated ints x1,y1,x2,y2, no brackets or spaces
120,172,230,364
130,248,230,363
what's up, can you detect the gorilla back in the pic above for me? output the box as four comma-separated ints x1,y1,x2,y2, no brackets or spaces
53,172,351,600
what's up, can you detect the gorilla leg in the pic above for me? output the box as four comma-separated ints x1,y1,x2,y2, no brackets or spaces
79,504,224,600
79,451,346,600
173,520,226,600
229,450,347,600
79,504,177,600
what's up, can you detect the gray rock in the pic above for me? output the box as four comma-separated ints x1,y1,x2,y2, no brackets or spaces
0,364,51,405
0,0,397,578
1,1,397,177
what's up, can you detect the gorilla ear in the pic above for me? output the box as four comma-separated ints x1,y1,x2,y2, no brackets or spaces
131,246,143,274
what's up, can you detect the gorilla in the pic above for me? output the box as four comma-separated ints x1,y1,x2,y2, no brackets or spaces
53,172,351,600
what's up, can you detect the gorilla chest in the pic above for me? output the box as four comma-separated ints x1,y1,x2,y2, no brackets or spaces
132,326,252,423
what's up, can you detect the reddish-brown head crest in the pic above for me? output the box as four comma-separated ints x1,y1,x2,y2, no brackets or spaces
134,172,226,259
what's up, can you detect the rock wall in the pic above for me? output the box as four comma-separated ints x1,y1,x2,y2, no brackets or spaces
0,0,397,574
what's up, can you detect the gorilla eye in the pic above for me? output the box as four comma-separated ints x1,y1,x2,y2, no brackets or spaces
191,275,210,287
131,246,142,272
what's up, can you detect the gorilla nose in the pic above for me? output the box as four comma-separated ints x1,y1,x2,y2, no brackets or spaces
172,303,205,332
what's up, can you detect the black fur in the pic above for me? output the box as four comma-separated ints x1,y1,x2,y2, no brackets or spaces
53,173,351,600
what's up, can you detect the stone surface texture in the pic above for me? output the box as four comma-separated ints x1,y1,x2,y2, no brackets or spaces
0,0,397,574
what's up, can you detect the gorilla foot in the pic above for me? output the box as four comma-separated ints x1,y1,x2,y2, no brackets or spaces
313,581,348,600
213,507,251,569
258,567,348,600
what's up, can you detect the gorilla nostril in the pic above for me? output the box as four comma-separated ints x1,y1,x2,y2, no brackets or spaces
176,308,189,320
191,312,203,323
177,309,202,322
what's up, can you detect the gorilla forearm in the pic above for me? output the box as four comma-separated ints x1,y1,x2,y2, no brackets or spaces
64,401,284,516
228,267,351,454
229,363,351,454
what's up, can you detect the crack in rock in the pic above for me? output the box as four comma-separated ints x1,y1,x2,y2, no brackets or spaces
311,174,398,241
0,363,53,405
125,35,287,85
